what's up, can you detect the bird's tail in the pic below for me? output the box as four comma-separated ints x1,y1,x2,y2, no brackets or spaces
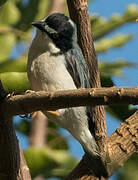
84,151,108,178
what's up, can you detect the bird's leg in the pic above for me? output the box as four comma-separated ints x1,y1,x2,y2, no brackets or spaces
30,111,38,118
47,110,61,117
6,91,21,100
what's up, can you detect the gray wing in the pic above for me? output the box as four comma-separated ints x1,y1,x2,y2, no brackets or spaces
65,47,95,134
65,47,91,89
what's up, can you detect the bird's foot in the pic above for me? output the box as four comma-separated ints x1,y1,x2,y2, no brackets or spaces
47,110,61,117
25,90,35,94
6,91,20,99
19,111,38,119
30,111,38,118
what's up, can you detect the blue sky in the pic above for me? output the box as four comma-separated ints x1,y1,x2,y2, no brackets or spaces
12,0,138,179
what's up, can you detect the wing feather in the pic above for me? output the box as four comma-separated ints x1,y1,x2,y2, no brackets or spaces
65,47,95,134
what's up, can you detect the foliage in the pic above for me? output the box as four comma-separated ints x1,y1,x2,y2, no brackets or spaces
0,0,138,179
0,0,8,7
118,154,138,180
91,4,138,40
24,147,77,178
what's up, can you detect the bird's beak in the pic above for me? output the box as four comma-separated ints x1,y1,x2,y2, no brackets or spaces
31,21,45,31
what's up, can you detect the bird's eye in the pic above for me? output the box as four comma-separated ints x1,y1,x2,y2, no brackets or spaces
52,33,59,38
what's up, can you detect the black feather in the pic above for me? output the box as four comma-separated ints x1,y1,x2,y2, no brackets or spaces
45,13,74,52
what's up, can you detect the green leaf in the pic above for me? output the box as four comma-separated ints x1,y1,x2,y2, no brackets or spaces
0,1,20,25
47,128,68,150
35,0,51,20
100,75,114,87
95,34,133,53
91,4,138,40
0,0,8,7
24,147,77,178
118,154,138,180
0,33,16,62
0,57,27,72
0,72,30,92
15,119,30,136
99,59,133,77
16,119,68,150
24,147,56,177
16,0,50,31
124,4,138,17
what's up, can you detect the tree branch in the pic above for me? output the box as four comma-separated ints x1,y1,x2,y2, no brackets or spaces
29,111,47,148
48,0,65,14
0,81,31,180
106,111,138,176
1,87,138,179
65,111,138,179
0,116,20,180
0,115,31,180
18,145,31,180
66,0,107,167
2,87,138,117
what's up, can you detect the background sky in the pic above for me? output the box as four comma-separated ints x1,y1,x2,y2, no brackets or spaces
12,0,138,180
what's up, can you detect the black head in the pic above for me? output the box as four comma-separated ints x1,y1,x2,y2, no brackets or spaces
32,13,75,52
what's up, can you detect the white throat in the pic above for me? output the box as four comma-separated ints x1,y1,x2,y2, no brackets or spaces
32,30,61,54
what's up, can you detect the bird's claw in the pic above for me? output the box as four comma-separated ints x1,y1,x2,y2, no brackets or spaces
6,93,12,99
30,111,38,118
25,90,35,94
6,91,20,99
47,110,61,117
19,111,38,119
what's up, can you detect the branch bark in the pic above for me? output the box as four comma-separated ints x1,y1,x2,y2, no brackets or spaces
0,81,31,180
2,87,138,117
66,3,107,179
0,87,138,179
0,116,19,180
0,116,31,180
65,111,138,179
48,0,65,14
106,111,138,175
18,146,31,180
29,111,47,148
0,88,138,179
66,0,107,147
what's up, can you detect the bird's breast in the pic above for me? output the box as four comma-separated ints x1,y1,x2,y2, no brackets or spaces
27,51,77,92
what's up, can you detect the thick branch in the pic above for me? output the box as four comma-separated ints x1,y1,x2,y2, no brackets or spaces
67,0,106,162
65,111,138,179
29,111,47,148
0,80,31,180
0,116,19,180
48,0,65,14
18,146,31,180
2,87,138,117
66,1,107,179
0,116,31,180
0,80,8,101
1,87,138,179
107,111,138,175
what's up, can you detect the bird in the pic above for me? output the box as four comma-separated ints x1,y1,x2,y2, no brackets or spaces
27,13,108,178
